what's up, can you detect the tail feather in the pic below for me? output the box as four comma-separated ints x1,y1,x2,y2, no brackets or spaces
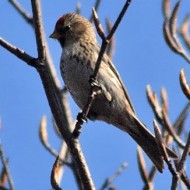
122,115,177,173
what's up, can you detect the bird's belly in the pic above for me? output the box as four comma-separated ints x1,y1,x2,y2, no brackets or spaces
61,59,93,109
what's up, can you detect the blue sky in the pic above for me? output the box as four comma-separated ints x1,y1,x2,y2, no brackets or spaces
0,0,190,189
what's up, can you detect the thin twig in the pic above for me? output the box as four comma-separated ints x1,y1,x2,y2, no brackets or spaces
105,18,115,59
162,0,170,19
173,102,190,136
179,15,190,49
39,117,72,167
161,87,169,115
163,0,190,64
171,133,190,190
51,156,62,190
153,120,177,175
169,1,180,48
89,0,101,22
31,0,46,61
148,166,157,183
0,38,35,67
162,109,186,149
75,2,81,15
137,147,153,190
39,116,60,158
8,0,33,25
0,165,8,187
100,162,127,190
179,69,190,100
0,145,14,190
177,132,190,175
146,85,163,122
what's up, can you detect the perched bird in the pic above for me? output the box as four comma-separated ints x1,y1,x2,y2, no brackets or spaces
50,13,176,172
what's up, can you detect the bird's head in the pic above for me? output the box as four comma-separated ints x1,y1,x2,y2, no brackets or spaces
50,13,96,47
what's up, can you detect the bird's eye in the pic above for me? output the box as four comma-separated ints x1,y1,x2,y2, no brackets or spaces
64,25,71,31
57,25,71,33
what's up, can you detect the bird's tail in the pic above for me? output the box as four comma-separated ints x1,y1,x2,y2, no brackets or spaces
119,114,177,173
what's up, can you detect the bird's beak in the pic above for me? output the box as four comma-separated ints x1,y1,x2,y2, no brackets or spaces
49,30,60,39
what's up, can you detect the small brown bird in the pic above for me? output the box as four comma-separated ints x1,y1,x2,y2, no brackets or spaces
50,13,175,172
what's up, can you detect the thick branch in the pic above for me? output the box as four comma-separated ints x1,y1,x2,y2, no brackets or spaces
0,38,36,67
1,0,95,189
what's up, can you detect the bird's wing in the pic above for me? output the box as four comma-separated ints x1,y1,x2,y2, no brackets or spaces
105,54,136,114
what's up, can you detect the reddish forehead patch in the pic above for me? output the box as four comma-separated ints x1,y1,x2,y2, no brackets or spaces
55,13,77,28
55,16,66,27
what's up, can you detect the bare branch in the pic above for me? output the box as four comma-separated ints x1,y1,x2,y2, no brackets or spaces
31,0,46,61
8,0,33,25
154,120,169,162
137,147,153,190
92,8,106,40
0,145,14,190
162,109,186,149
179,69,190,100
169,1,180,47
171,133,190,190
146,85,163,122
177,132,190,174
51,156,62,190
39,116,59,157
162,0,171,19
161,87,169,115
100,162,127,190
105,18,115,59
173,103,190,135
93,0,132,76
0,38,36,67
179,15,190,49
75,2,81,15
89,0,101,22
163,1,190,64
148,166,157,183
0,166,8,188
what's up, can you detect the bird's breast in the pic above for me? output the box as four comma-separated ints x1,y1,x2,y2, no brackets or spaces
60,49,94,109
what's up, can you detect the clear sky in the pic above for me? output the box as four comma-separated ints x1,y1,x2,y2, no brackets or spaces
0,0,190,189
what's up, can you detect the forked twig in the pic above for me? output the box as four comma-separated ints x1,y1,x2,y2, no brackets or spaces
163,0,190,63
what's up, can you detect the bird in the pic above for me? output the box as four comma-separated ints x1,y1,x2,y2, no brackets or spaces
49,13,176,172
